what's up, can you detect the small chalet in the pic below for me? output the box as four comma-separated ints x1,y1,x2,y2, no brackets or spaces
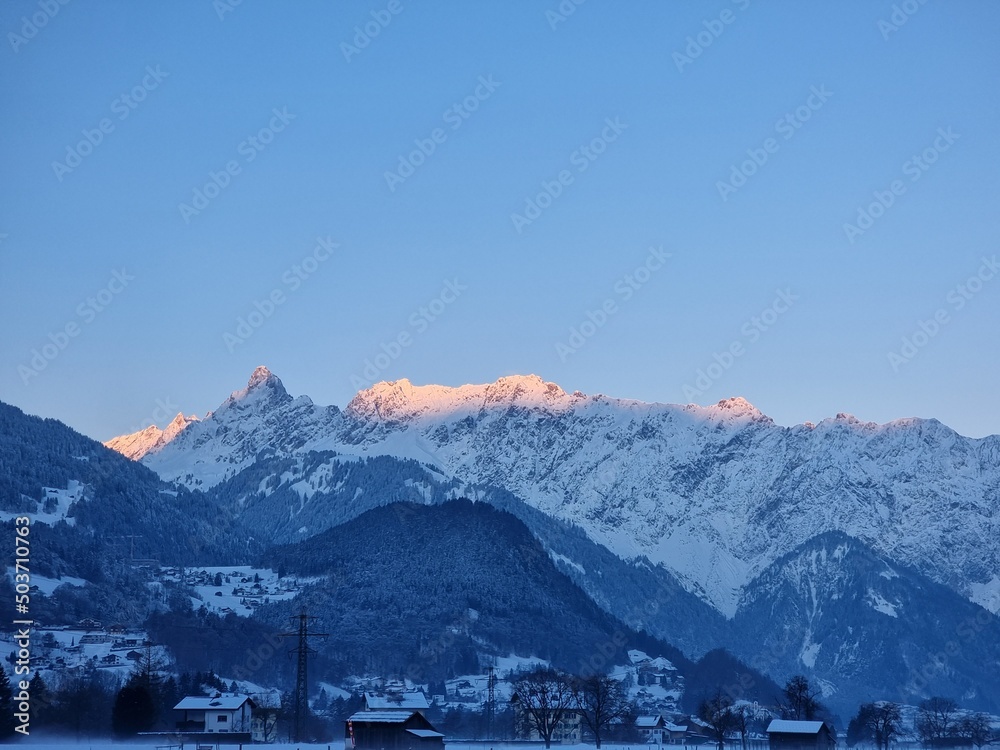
174,694,256,735
767,720,836,750
348,710,445,750
638,715,667,743
665,721,689,744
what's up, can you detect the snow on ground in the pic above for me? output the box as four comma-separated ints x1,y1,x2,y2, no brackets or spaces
319,681,353,700
492,654,549,674
0,480,83,526
162,566,308,618
12,743,348,750
0,742,661,750
0,627,163,682
969,575,1000,614
4,571,87,596
867,588,899,617
548,551,585,574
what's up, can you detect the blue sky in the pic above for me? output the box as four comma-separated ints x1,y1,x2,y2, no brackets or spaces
2,1,998,440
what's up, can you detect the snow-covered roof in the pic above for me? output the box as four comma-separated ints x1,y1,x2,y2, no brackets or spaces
637,716,664,728
350,711,417,723
767,720,826,734
364,691,429,710
175,695,253,711
407,729,445,738
666,723,689,732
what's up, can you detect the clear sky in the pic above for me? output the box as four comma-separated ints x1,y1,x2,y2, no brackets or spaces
2,1,998,440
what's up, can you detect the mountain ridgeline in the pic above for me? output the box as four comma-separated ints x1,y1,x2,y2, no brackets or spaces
1,365,997,715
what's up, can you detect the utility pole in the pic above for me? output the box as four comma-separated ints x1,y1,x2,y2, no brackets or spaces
277,610,328,743
110,534,141,560
486,663,496,740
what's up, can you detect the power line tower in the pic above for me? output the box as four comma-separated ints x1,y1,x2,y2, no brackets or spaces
109,534,141,560
486,663,497,739
278,610,328,743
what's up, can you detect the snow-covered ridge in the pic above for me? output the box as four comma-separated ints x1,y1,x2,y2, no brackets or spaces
346,374,578,421
104,367,1000,617
104,412,199,460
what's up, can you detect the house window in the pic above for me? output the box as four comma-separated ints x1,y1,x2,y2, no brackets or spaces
218,715,228,723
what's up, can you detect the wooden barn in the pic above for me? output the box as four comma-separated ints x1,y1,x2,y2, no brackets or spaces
347,710,445,750
767,720,836,750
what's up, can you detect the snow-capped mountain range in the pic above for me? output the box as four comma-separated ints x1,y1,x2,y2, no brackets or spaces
106,366,1000,621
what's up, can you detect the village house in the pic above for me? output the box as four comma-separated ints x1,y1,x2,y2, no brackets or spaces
665,720,690,744
637,715,667,743
174,694,256,736
637,716,690,745
766,720,836,750
79,633,110,645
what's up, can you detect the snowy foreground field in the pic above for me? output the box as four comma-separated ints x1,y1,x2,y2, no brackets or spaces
0,743,641,750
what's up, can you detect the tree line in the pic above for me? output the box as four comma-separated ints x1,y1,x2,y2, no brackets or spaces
848,696,994,749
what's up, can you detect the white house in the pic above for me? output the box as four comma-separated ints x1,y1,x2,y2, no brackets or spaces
637,715,667,743
174,694,256,734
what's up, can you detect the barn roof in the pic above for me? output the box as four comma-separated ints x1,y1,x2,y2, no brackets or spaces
175,695,254,711
407,729,445,738
767,720,826,734
350,710,417,724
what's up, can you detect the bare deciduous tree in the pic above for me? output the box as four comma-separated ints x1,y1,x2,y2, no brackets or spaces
916,697,960,748
573,673,634,749
854,701,902,750
781,675,823,721
699,689,739,750
959,713,992,749
510,667,576,749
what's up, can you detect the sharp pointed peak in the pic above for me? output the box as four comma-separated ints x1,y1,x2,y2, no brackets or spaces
248,365,278,389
